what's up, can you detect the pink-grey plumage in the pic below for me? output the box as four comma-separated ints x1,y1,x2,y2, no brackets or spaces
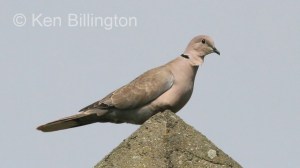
37,35,220,132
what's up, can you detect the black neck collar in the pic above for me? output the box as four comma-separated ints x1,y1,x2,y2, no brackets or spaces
181,54,190,59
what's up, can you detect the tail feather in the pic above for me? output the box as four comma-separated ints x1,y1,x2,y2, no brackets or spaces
37,112,100,132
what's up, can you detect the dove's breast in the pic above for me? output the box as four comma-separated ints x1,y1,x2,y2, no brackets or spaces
151,58,198,112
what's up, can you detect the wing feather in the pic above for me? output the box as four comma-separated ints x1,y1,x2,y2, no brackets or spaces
80,66,174,111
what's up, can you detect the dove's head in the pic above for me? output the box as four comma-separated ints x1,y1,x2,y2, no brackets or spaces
183,35,220,65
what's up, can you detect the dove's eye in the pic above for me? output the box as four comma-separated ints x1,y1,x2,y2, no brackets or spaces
201,39,206,44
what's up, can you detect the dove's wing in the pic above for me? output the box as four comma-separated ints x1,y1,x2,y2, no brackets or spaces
80,66,174,112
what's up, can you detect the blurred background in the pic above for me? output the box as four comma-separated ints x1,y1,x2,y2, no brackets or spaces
1,1,299,167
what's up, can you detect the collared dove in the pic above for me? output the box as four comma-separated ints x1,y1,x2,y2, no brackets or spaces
37,35,220,132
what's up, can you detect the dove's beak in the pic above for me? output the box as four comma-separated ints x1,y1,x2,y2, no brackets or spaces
213,47,220,55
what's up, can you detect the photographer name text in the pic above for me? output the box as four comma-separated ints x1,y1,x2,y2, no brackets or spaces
13,13,138,30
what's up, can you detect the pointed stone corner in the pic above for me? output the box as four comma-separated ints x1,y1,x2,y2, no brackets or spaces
95,110,242,168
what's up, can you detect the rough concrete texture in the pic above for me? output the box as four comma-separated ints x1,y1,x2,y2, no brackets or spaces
95,111,242,168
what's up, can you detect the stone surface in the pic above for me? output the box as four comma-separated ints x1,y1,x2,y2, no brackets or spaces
95,111,242,168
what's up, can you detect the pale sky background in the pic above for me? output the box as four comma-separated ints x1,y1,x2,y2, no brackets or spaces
1,1,300,168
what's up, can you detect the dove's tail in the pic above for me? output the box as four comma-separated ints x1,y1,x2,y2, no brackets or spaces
37,112,102,132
